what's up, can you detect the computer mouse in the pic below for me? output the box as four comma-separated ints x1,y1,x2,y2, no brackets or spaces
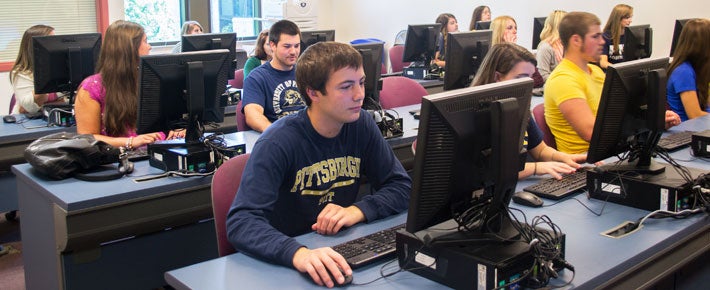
3,115,16,123
512,191,543,207
328,267,353,287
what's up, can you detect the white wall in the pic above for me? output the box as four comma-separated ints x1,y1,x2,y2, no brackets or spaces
1,0,707,114
323,0,706,57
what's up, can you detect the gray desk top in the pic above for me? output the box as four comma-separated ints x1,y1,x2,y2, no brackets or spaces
164,175,707,290
0,115,75,144
163,112,709,290
11,131,260,212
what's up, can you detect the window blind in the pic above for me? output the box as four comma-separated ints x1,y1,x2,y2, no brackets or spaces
0,0,97,64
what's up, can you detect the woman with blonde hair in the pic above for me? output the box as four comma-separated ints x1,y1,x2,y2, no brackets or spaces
10,24,65,114
243,29,272,80
468,5,491,31
491,16,544,94
472,43,588,179
491,16,517,45
536,10,567,82
667,18,710,121
599,4,633,69
172,20,204,53
75,20,182,149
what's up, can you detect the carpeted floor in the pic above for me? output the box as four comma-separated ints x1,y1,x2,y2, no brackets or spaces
0,212,23,290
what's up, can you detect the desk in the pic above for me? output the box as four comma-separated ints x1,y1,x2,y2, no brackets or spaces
12,109,419,290
13,131,260,290
0,113,237,217
0,117,75,215
164,117,709,290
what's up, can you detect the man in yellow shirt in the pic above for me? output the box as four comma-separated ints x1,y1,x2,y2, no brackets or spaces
545,12,681,154
544,12,605,154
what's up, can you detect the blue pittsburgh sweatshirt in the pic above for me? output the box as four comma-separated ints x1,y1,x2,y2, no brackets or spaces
226,109,411,267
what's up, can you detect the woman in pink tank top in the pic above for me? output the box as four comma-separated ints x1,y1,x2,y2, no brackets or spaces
74,20,181,149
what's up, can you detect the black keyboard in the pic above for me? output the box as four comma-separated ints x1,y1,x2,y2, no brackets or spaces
332,224,405,269
523,167,591,200
657,131,694,152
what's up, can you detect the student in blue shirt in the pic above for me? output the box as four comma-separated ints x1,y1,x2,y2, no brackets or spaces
227,42,411,288
666,18,710,121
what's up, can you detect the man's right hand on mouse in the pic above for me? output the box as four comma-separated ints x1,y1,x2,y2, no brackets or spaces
293,247,352,288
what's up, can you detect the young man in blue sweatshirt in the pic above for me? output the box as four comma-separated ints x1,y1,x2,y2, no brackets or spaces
226,41,411,288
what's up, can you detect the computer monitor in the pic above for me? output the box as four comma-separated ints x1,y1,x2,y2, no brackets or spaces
670,19,691,57
406,78,532,239
443,30,492,90
587,57,669,174
137,49,231,143
32,33,102,103
402,24,441,67
474,21,491,30
622,25,653,61
300,29,335,54
181,32,237,79
531,17,547,50
352,42,383,109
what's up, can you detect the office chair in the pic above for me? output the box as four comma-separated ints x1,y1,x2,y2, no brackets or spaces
532,103,557,149
229,69,245,89
394,30,407,46
8,94,16,114
379,76,427,109
388,45,410,74
211,153,251,257
235,100,251,131
235,49,248,70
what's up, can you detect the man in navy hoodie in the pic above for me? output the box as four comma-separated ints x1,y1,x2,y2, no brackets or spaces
226,42,411,288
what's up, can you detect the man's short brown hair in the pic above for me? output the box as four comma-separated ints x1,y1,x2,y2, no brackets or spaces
559,12,601,50
296,42,362,106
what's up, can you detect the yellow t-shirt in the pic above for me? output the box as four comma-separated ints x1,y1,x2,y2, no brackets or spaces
544,59,605,154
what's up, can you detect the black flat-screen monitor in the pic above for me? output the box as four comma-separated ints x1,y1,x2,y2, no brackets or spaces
587,57,669,174
670,19,691,57
406,78,532,239
32,33,102,103
402,24,441,66
474,21,491,30
137,49,230,143
532,17,547,50
352,42,383,110
622,25,653,61
443,30,492,90
182,32,237,79
300,29,335,54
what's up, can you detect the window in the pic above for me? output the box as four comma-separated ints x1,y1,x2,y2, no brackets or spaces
124,0,181,44
211,0,262,40
0,0,98,68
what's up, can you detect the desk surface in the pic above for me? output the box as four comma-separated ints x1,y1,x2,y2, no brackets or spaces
165,112,709,290
164,177,707,290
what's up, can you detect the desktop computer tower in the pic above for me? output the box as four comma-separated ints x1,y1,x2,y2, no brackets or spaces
586,165,705,212
396,220,566,290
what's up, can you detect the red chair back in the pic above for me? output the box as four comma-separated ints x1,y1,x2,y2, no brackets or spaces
211,153,251,257
532,103,557,149
388,45,411,73
235,100,251,131
228,69,245,89
379,76,427,109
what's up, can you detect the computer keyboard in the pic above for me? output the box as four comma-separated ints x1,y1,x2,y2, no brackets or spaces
523,167,591,200
657,131,694,152
332,223,405,269
125,147,149,161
